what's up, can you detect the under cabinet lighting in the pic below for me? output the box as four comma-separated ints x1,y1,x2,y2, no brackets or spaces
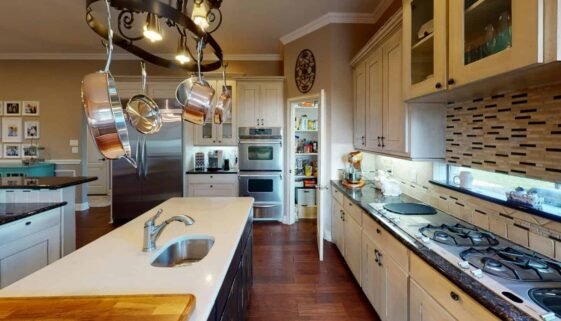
143,13,163,42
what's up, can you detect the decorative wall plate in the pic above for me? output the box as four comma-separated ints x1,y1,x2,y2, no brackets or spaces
295,49,316,94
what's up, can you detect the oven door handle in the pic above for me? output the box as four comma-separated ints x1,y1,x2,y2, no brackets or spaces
254,204,282,208
239,174,282,178
239,140,282,145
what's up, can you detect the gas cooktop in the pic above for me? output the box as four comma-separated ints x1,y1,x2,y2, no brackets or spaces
420,223,499,247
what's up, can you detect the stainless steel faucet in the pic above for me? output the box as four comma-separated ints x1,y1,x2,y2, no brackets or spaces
142,209,195,252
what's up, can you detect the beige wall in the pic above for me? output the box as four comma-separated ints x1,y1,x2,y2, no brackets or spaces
0,59,282,204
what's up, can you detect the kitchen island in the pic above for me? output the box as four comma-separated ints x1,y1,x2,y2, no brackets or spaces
0,197,254,321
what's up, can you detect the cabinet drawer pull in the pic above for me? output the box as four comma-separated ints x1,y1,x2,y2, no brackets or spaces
447,78,455,85
435,82,442,89
450,291,460,301
25,221,31,226
376,228,381,234
377,136,381,147
348,202,352,207
210,185,214,188
210,176,213,178
374,249,379,263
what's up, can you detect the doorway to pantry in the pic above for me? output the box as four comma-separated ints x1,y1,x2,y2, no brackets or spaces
287,90,327,260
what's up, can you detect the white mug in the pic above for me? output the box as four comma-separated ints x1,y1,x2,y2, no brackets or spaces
453,171,474,189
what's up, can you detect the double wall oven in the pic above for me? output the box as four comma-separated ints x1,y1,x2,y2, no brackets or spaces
238,127,283,220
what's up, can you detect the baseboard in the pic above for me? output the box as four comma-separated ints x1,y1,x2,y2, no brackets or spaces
76,202,89,211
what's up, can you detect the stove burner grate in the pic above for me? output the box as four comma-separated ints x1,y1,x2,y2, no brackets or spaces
419,223,499,247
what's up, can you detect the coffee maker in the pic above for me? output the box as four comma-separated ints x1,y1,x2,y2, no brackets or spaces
208,150,224,170
343,151,365,188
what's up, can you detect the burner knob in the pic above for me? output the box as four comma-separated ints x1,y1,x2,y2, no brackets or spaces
471,269,484,278
450,291,460,302
540,312,556,321
458,261,470,269
421,236,431,243
415,232,423,238
390,216,401,223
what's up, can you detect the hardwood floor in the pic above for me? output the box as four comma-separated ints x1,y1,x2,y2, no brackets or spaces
75,210,380,321
248,220,380,321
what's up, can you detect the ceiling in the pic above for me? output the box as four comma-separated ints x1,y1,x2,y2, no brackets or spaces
0,0,381,58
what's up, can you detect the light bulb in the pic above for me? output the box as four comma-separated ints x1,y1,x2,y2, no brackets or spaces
175,36,191,64
143,13,163,42
192,1,209,29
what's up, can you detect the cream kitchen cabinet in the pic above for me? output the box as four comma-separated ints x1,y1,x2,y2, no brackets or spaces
404,0,554,100
410,254,500,321
237,79,284,128
331,193,361,284
187,174,238,197
362,214,409,321
194,80,237,146
0,209,61,289
331,196,344,253
410,279,457,321
352,20,446,160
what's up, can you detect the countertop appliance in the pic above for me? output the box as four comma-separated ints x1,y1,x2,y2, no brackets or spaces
370,202,561,320
342,151,364,188
111,100,183,222
208,150,224,170
238,127,283,220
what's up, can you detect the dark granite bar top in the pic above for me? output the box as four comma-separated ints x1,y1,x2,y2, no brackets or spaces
0,202,67,225
0,176,97,190
186,169,239,174
431,179,561,222
331,180,535,321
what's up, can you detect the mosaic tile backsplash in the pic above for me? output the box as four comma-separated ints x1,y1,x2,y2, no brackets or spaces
445,83,561,182
361,153,561,260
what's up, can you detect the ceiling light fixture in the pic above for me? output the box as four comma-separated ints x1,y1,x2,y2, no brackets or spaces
85,0,224,72
175,35,191,64
192,0,210,30
143,13,163,42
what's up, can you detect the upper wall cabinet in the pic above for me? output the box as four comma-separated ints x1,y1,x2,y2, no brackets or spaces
194,80,237,146
404,0,550,100
352,15,446,160
237,79,284,128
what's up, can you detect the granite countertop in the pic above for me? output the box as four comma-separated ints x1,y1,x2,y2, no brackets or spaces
0,176,97,190
0,197,254,321
186,169,239,174
0,202,67,225
331,180,535,321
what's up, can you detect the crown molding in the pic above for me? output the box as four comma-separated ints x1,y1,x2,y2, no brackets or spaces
351,8,402,66
280,12,377,45
0,53,282,61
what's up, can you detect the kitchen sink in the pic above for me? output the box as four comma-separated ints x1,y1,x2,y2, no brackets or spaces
151,236,214,267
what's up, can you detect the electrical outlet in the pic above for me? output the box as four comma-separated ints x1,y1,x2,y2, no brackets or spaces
71,147,79,154
69,139,79,147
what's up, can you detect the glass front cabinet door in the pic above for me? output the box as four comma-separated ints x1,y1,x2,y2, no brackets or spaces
448,0,542,87
194,80,237,146
403,0,447,99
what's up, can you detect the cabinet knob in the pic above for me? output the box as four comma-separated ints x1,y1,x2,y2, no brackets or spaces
435,82,442,89
210,185,213,188
447,78,455,86
210,176,213,178
25,221,31,226
213,140,216,143
450,291,460,301
376,228,381,234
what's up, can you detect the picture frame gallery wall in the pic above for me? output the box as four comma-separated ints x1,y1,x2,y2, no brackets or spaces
0,101,40,159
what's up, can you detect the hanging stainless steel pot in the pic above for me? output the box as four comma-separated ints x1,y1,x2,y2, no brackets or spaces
126,61,162,135
175,39,215,125
212,62,232,125
81,0,136,167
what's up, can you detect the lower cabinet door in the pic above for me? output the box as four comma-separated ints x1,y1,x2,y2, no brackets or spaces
410,279,457,321
384,256,409,321
362,234,385,318
344,214,362,284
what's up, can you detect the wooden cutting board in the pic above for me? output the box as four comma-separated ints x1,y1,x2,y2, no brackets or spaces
0,294,196,320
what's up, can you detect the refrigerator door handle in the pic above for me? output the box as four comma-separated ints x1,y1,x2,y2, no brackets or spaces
135,138,142,177
143,138,149,177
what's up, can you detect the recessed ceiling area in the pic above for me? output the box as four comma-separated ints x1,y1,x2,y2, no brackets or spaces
0,0,382,58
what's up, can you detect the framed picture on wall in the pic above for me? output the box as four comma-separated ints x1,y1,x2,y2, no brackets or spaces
24,121,39,139
22,101,40,116
3,144,21,159
2,117,22,142
22,144,39,158
3,101,21,116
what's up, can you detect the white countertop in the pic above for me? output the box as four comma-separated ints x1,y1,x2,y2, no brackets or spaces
0,197,254,321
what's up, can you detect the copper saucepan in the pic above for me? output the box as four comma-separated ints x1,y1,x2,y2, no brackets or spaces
81,0,136,167
175,39,215,125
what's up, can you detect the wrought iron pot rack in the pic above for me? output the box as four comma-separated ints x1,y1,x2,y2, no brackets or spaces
85,0,224,72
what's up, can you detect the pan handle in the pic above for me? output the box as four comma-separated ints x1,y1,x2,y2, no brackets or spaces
143,138,149,177
103,0,113,73
135,138,141,176
140,61,147,94
123,155,137,169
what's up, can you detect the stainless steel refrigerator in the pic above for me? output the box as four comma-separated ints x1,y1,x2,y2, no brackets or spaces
111,101,183,222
